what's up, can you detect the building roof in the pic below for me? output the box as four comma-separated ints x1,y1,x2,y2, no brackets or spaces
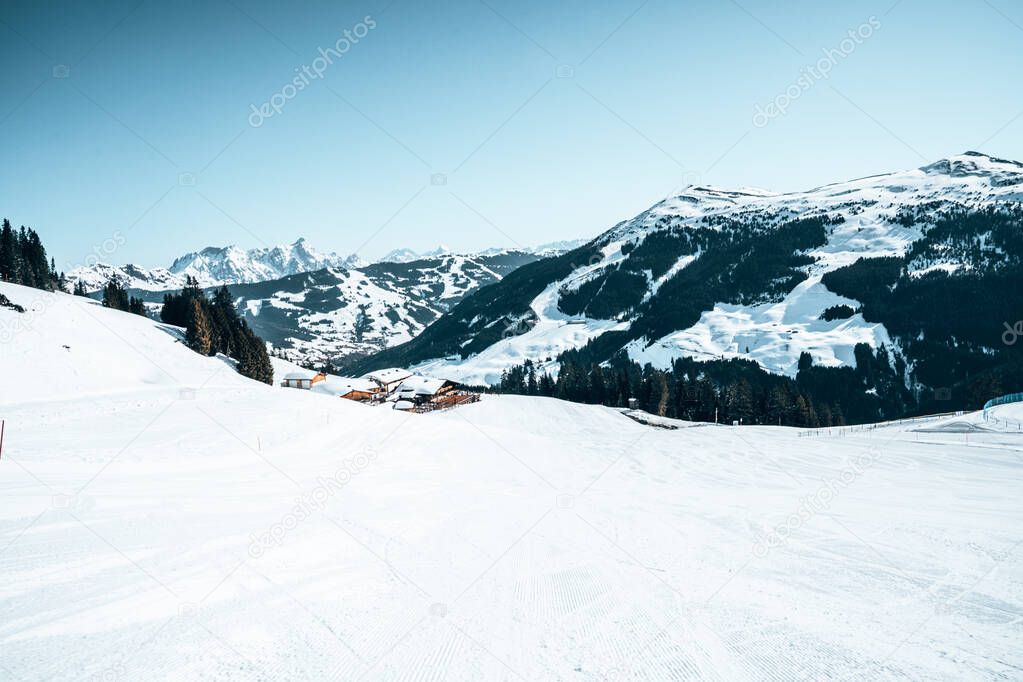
312,376,377,397
361,367,413,385
283,371,314,381
393,400,415,410
396,375,449,396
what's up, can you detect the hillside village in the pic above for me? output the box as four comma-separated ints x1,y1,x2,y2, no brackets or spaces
279,365,480,413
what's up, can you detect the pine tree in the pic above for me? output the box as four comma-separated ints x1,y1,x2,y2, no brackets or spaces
0,219,17,282
652,372,670,416
185,298,213,356
798,351,813,373
128,296,147,316
102,278,130,311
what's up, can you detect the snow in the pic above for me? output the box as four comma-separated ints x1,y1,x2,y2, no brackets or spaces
312,376,377,398
377,240,587,264
361,368,412,387
395,375,448,396
3,274,1023,680
908,262,965,278
282,371,314,381
413,279,628,386
416,152,1023,384
628,277,892,376
67,238,359,293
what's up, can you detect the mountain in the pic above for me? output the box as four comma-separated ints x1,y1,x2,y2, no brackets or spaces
70,237,589,365
122,250,545,365
378,239,589,263
167,238,363,284
67,238,360,292
350,152,1023,397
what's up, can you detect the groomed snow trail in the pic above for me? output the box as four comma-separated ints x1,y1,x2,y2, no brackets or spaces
1,283,1021,680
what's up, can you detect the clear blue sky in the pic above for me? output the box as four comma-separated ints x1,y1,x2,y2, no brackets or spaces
2,0,1021,270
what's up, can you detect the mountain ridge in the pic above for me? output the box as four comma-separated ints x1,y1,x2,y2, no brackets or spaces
348,152,1023,395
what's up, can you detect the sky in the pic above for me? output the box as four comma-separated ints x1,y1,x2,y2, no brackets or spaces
1,0,1022,271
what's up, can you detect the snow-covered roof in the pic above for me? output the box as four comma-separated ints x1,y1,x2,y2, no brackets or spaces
312,376,377,397
361,367,413,385
283,371,313,381
393,400,415,410
396,375,449,396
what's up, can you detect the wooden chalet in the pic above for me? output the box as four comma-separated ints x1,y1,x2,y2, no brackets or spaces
390,375,479,412
309,376,381,402
281,371,327,390
360,368,413,394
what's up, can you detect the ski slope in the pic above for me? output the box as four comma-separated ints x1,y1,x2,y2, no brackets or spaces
1,282,1021,680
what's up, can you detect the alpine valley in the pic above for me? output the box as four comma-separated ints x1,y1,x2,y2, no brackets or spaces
68,242,559,364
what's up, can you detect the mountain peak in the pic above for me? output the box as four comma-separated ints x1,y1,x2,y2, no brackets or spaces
71,239,359,292
919,151,1023,177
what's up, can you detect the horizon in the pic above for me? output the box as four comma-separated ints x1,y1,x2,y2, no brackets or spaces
2,0,1022,269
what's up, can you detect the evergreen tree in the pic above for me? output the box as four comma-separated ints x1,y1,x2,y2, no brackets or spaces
798,352,813,373
185,298,213,356
0,219,17,282
102,278,130,311
128,296,147,316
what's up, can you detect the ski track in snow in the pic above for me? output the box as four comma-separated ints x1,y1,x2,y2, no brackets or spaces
1,282,1022,681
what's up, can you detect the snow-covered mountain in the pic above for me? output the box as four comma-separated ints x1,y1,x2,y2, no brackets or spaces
168,238,364,285
67,238,361,292
378,240,588,264
233,251,547,365
69,238,587,365
117,250,545,366
352,152,1023,387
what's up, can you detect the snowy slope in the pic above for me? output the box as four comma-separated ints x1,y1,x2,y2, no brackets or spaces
382,152,1023,385
1,282,1021,680
230,251,543,365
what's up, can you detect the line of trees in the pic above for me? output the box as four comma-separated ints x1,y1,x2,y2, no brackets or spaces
497,344,915,428
0,218,66,291
161,277,273,384
100,278,147,315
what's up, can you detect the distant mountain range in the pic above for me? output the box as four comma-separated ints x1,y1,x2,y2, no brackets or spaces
350,152,1023,403
68,238,363,292
68,239,587,291
68,241,584,365
378,239,587,263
